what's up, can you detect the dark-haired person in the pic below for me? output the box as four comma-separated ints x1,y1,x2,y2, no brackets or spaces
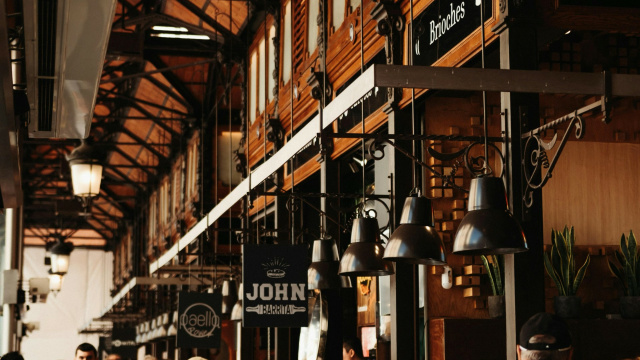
74,343,97,360
343,337,364,360
1,351,24,360
517,312,573,360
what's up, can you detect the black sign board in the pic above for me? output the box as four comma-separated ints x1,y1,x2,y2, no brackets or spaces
176,291,222,348
242,244,308,327
109,328,137,359
412,0,492,66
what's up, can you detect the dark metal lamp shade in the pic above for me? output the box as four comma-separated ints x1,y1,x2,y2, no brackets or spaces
339,218,394,276
231,283,243,321
453,176,528,255
384,196,446,265
221,278,238,315
308,239,352,289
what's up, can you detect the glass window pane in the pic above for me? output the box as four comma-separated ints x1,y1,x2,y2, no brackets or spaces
259,38,266,113
308,0,319,56
218,132,243,186
268,25,276,102
283,1,292,84
249,51,257,124
332,0,345,30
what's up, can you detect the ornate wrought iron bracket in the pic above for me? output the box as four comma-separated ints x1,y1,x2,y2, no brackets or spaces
324,132,505,192
521,98,607,208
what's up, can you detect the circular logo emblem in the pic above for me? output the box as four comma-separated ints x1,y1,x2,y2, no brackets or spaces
179,303,220,338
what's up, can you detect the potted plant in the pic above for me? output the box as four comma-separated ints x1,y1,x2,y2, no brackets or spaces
608,230,640,318
481,254,504,318
543,226,591,318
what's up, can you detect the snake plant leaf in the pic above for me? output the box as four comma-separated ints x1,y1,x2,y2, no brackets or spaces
608,259,627,296
492,255,504,296
544,252,565,295
481,255,498,296
551,236,562,279
572,254,590,296
629,231,637,273
614,250,625,268
553,230,570,290
551,231,561,275
569,227,576,285
621,233,631,264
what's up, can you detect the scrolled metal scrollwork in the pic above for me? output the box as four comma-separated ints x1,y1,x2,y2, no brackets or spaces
522,113,585,208
363,136,505,192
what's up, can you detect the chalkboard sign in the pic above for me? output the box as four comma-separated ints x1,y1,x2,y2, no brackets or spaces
413,0,492,66
242,244,308,327
176,292,222,348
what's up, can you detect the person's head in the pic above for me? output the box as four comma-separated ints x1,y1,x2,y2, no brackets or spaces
106,354,122,360
143,355,157,360
517,312,573,360
74,343,97,360
1,352,24,360
342,337,364,360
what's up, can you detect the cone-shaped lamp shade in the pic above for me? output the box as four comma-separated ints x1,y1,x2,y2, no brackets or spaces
384,196,446,264
339,218,394,276
231,283,243,321
308,239,352,289
453,176,528,255
221,278,238,315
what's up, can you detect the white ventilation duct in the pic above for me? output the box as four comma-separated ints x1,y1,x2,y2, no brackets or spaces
23,0,117,139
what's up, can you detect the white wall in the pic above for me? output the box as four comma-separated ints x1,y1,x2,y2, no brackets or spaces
20,246,113,360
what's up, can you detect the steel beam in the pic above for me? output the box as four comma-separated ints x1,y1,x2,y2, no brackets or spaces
149,65,377,273
146,53,201,115
373,64,640,97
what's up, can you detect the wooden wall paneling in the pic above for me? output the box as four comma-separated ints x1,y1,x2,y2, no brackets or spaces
542,142,640,246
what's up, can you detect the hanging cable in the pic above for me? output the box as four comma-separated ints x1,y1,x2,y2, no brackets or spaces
289,0,296,245
480,0,490,175
360,0,365,216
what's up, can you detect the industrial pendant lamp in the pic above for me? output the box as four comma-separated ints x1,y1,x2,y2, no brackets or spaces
452,0,527,255
50,236,73,275
453,176,528,254
230,283,243,321
66,140,103,200
308,237,352,289
339,217,394,276
221,277,238,315
384,194,446,264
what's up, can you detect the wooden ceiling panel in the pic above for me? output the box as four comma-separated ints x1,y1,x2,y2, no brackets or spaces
201,0,248,34
164,0,219,35
23,228,107,247
159,56,209,103
95,104,111,116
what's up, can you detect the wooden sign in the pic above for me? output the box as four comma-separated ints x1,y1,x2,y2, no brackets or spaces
176,292,222,348
413,0,492,66
242,244,308,327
